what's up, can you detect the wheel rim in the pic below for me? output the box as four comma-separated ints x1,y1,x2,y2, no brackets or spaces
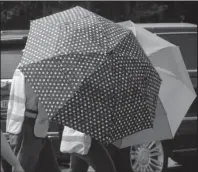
130,141,164,172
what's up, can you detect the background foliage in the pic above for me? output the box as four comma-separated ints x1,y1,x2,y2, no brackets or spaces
1,1,198,30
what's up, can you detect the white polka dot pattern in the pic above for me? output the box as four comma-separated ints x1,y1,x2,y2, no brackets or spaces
19,6,161,145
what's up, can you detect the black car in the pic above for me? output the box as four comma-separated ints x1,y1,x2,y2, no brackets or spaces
1,22,197,172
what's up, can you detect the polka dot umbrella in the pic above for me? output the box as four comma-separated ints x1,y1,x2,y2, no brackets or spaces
18,6,161,145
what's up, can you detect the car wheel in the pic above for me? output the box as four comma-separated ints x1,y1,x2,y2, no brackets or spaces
117,141,168,172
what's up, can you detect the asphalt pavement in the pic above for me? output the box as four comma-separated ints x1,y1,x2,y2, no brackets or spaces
61,166,197,172
60,158,197,172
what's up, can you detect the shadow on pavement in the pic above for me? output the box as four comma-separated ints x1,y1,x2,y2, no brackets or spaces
167,164,198,172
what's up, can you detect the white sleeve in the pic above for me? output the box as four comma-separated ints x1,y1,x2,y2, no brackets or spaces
6,69,26,134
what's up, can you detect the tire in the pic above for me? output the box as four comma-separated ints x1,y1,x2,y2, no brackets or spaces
117,141,169,172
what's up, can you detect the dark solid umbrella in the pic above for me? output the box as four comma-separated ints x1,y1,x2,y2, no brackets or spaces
18,6,161,145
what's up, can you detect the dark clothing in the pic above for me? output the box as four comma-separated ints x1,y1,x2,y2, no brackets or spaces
1,158,12,172
9,117,61,172
70,139,118,172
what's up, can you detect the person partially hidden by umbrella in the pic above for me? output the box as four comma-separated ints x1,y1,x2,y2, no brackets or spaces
60,126,118,172
6,68,61,172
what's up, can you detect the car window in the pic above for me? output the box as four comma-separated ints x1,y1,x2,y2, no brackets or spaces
1,43,24,79
157,33,197,70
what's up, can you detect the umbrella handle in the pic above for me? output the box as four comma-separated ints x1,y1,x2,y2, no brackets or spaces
99,142,117,172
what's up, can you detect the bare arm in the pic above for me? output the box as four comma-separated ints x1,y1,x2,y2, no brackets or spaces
0,130,24,172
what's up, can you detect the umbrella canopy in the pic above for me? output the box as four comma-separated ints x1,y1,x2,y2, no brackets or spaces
115,21,196,148
18,7,161,145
